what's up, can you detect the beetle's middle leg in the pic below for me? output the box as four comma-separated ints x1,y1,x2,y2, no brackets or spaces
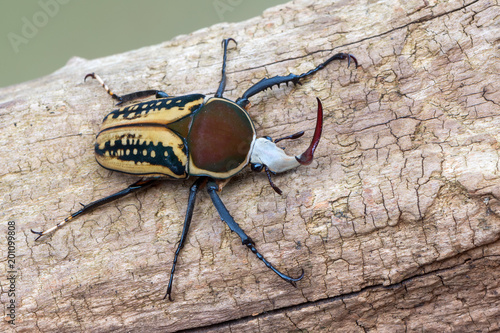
84,73,169,105
164,177,206,301
206,179,304,285
31,179,159,240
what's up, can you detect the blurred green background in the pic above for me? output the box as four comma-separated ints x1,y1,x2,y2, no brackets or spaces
1,0,288,88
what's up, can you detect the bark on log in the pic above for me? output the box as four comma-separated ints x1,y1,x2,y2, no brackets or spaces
2,0,500,332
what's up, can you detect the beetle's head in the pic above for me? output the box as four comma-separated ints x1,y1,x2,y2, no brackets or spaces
249,98,323,194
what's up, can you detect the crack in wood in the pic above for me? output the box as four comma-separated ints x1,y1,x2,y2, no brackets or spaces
176,250,499,332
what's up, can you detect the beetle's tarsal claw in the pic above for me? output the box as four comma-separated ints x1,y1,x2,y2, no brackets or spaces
163,291,173,301
290,269,305,286
31,229,43,241
280,267,304,285
347,54,358,68
227,37,237,47
84,73,95,82
221,38,237,48
296,98,323,165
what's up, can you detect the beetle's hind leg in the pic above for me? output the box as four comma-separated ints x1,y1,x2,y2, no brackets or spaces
84,73,169,105
206,180,304,285
31,179,159,240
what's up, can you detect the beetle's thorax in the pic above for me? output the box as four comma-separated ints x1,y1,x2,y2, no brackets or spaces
187,97,256,179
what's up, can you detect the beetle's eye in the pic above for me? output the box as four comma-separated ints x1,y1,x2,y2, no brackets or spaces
263,136,272,142
251,163,264,172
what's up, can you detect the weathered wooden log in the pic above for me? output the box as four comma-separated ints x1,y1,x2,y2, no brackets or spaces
1,0,499,331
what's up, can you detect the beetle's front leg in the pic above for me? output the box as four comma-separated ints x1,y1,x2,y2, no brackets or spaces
84,73,169,105
206,180,304,285
236,52,357,108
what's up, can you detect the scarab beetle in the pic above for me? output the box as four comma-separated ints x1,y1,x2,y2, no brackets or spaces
32,39,357,300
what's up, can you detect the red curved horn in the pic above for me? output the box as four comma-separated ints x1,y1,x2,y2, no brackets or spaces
296,98,323,165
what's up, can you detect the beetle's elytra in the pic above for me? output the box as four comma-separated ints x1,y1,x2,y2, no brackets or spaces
32,39,357,300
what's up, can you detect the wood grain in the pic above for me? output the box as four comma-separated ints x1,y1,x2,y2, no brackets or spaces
1,0,499,331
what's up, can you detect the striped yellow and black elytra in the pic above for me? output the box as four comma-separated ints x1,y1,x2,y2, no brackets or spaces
94,94,203,179
95,94,256,179
32,38,357,301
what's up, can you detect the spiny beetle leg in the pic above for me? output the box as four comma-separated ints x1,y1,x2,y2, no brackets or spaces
206,179,304,284
236,52,357,108
164,177,206,301
31,179,159,241
84,72,169,105
215,38,237,98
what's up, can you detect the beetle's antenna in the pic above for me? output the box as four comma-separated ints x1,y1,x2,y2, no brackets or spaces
274,131,304,143
296,98,323,165
265,166,283,195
